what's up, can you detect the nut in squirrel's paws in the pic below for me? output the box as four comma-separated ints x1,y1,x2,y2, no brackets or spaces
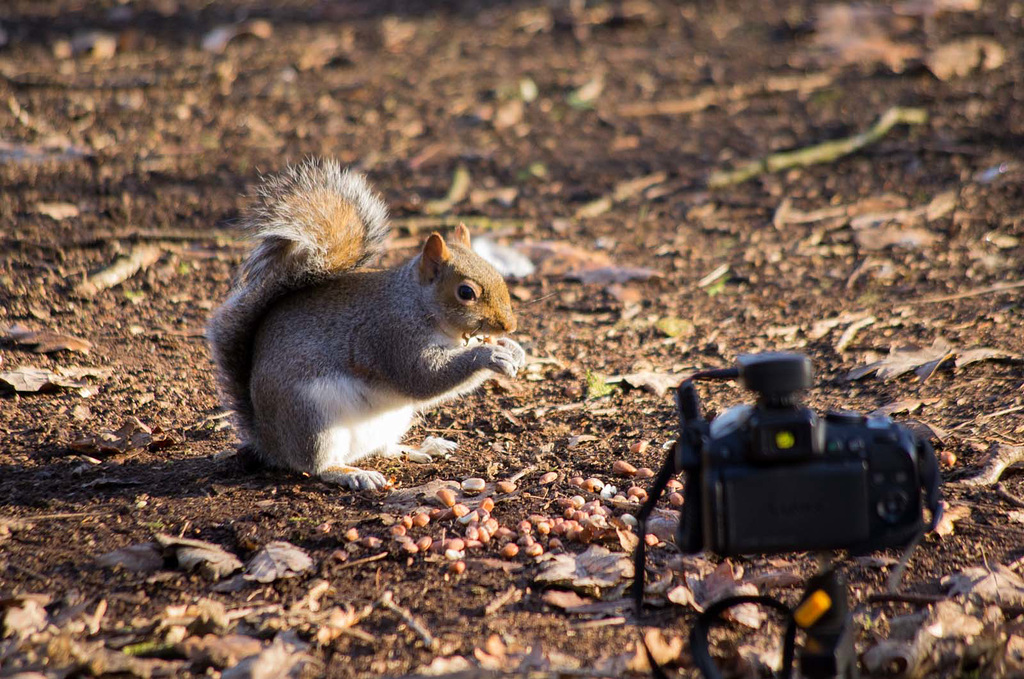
320,466,391,491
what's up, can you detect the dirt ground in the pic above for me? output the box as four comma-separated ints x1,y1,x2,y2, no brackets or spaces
2,0,1023,677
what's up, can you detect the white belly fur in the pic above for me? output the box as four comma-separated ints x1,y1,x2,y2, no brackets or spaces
307,376,416,473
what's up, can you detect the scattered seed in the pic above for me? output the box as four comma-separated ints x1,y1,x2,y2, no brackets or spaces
620,513,638,527
483,518,500,534
501,543,520,558
344,528,359,542
536,521,551,535
430,508,446,520
666,479,683,491
613,494,628,503
600,485,617,499
518,520,532,534
480,498,495,513
359,537,382,549
401,515,414,529
573,510,589,523
627,486,647,500
447,538,466,552
940,450,957,467
478,527,491,543
583,477,605,493
465,526,480,541
462,477,486,493
390,525,407,538
400,541,419,554
416,536,433,551
518,534,535,547
525,543,544,557
452,503,470,518
669,492,684,507
437,489,457,508
569,476,585,487
458,509,479,524
548,538,563,550
635,467,655,479
613,460,637,476
496,480,517,493
495,526,514,540
445,549,464,561
538,471,558,484
644,534,659,546
413,513,430,528
570,495,586,509
465,539,483,549
630,440,650,455
449,560,466,575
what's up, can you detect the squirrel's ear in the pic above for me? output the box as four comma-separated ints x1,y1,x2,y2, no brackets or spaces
453,223,472,248
419,232,451,281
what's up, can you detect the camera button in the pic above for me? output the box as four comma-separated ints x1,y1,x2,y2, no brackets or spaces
848,438,866,453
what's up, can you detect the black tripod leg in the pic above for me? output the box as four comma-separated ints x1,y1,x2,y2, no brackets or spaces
632,448,678,615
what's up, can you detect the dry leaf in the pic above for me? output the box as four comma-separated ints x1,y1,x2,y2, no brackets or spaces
691,560,764,629
812,4,922,71
542,589,592,610
97,542,164,572
155,533,243,580
955,347,1023,368
869,397,939,417
943,564,1024,609
178,634,264,669
934,504,971,537
853,225,938,250
1,595,49,639
0,366,98,393
245,541,313,583
627,629,685,672
71,417,179,457
605,371,682,397
534,545,635,594
220,637,309,679
568,266,662,285
33,201,79,220
847,337,955,381
926,37,1006,80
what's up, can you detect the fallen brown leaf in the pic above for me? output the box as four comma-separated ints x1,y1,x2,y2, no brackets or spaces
534,545,635,594
245,541,313,583
155,534,243,580
847,337,955,381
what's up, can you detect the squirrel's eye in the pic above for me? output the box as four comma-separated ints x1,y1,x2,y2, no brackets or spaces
457,284,477,302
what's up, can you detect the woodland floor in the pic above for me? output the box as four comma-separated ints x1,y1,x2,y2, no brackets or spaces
1,1,1023,677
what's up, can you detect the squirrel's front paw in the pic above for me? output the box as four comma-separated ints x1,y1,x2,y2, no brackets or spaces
481,343,522,378
495,337,526,369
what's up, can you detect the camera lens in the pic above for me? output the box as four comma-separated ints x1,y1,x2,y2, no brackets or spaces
877,490,910,523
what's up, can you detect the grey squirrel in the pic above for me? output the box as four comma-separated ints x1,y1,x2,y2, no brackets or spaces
207,158,525,490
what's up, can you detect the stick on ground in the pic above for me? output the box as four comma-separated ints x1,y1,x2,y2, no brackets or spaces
708,106,928,188
74,243,163,297
379,590,438,651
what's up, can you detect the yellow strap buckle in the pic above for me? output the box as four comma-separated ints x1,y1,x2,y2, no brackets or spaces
794,590,832,628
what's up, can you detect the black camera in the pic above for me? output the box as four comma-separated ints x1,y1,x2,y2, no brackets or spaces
672,353,941,557
633,353,943,679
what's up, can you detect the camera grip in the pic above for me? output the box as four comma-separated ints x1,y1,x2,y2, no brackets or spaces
678,467,704,554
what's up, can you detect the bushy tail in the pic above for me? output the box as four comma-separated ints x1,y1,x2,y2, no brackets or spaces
207,158,390,446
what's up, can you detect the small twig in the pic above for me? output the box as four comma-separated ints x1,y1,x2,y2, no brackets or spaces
75,228,244,244
960,444,1024,487
378,590,438,651
909,279,1024,305
508,466,536,484
709,106,928,188
484,586,522,616
867,592,947,606
423,164,471,215
995,483,1024,509
574,172,667,219
618,72,834,118
335,551,389,571
835,315,877,353
74,243,163,297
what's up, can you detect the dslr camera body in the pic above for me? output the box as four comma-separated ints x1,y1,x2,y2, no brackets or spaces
673,353,941,557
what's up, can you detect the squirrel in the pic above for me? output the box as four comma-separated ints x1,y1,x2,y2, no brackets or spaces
207,158,526,491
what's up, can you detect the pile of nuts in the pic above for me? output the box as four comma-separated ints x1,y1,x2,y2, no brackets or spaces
340,454,680,575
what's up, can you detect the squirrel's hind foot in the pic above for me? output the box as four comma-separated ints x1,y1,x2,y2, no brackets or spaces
320,466,391,491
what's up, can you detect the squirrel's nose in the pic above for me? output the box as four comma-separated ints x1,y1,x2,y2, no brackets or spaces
502,316,517,333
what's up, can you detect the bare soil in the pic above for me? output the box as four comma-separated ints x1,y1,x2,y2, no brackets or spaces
1,1,1022,677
